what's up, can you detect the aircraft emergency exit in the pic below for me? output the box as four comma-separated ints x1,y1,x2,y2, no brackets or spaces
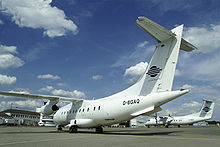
145,100,215,127
0,16,197,133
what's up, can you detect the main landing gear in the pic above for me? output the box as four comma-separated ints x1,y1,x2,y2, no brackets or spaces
57,125,62,131
69,126,78,133
95,126,103,133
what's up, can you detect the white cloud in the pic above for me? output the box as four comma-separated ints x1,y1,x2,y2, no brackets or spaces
0,44,24,69
124,62,148,83
162,101,201,116
0,74,16,85
137,41,149,48
124,62,148,77
0,100,42,111
175,23,220,82
0,44,17,54
182,101,201,108
52,89,86,99
0,54,24,69
0,19,3,24
92,75,103,80
57,83,67,87
180,84,220,99
183,24,220,53
10,88,30,94
175,69,182,76
112,41,154,67
78,9,93,18
39,86,53,92
190,52,220,81
1,0,78,38
37,74,60,80
180,84,194,90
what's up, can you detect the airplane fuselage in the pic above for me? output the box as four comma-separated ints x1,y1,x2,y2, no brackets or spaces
53,90,189,128
146,115,210,126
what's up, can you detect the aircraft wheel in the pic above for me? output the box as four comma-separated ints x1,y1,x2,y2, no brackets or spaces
95,126,103,133
57,125,62,131
69,126,77,133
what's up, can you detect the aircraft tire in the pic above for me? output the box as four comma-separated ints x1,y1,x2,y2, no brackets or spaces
69,126,77,133
95,126,103,133
57,127,62,131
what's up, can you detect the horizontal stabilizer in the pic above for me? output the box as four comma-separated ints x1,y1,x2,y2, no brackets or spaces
136,16,197,52
136,16,175,42
180,38,197,52
0,91,83,103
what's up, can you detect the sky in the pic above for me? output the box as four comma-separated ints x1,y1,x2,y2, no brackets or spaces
0,0,220,121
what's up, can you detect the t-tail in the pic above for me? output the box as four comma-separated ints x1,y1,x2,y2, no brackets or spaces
119,17,197,96
198,100,215,119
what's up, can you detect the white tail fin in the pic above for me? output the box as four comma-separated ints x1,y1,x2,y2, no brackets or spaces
117,17,196,96
199,100,215,119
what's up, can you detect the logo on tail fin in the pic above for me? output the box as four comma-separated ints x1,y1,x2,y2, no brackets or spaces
146,66,162,77
203,107,210,112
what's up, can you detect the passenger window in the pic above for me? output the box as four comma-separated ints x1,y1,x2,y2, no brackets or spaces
94,107,96,111
83,108,85,112
98,106,101,110
79,109,81,112
87,108,89,112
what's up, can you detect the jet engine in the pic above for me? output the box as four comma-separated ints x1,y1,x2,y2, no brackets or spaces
40,100,59,116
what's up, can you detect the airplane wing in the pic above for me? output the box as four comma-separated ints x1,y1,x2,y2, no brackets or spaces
136,16,197,52
0,91,83,103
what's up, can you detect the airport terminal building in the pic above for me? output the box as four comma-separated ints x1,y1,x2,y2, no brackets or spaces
0,109,40,125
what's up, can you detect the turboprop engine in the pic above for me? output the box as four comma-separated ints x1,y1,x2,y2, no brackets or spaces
40,99,59,116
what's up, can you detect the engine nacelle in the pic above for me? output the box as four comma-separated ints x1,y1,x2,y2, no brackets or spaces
40,100,59,116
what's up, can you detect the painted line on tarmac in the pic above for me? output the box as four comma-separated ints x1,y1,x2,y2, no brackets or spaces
97,134,217,141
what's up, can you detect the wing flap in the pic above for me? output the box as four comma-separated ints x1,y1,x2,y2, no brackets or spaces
0,91,83,103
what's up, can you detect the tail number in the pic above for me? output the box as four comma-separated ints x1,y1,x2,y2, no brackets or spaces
123,99,140,105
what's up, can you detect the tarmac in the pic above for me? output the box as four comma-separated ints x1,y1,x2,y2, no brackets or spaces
0,126,220,147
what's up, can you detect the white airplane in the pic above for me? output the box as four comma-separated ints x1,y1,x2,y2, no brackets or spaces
0,16,197,133
145,100,215,128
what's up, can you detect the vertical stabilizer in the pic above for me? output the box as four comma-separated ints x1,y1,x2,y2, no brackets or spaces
139,25,183,95
199,100,215,118
116,17,196,97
